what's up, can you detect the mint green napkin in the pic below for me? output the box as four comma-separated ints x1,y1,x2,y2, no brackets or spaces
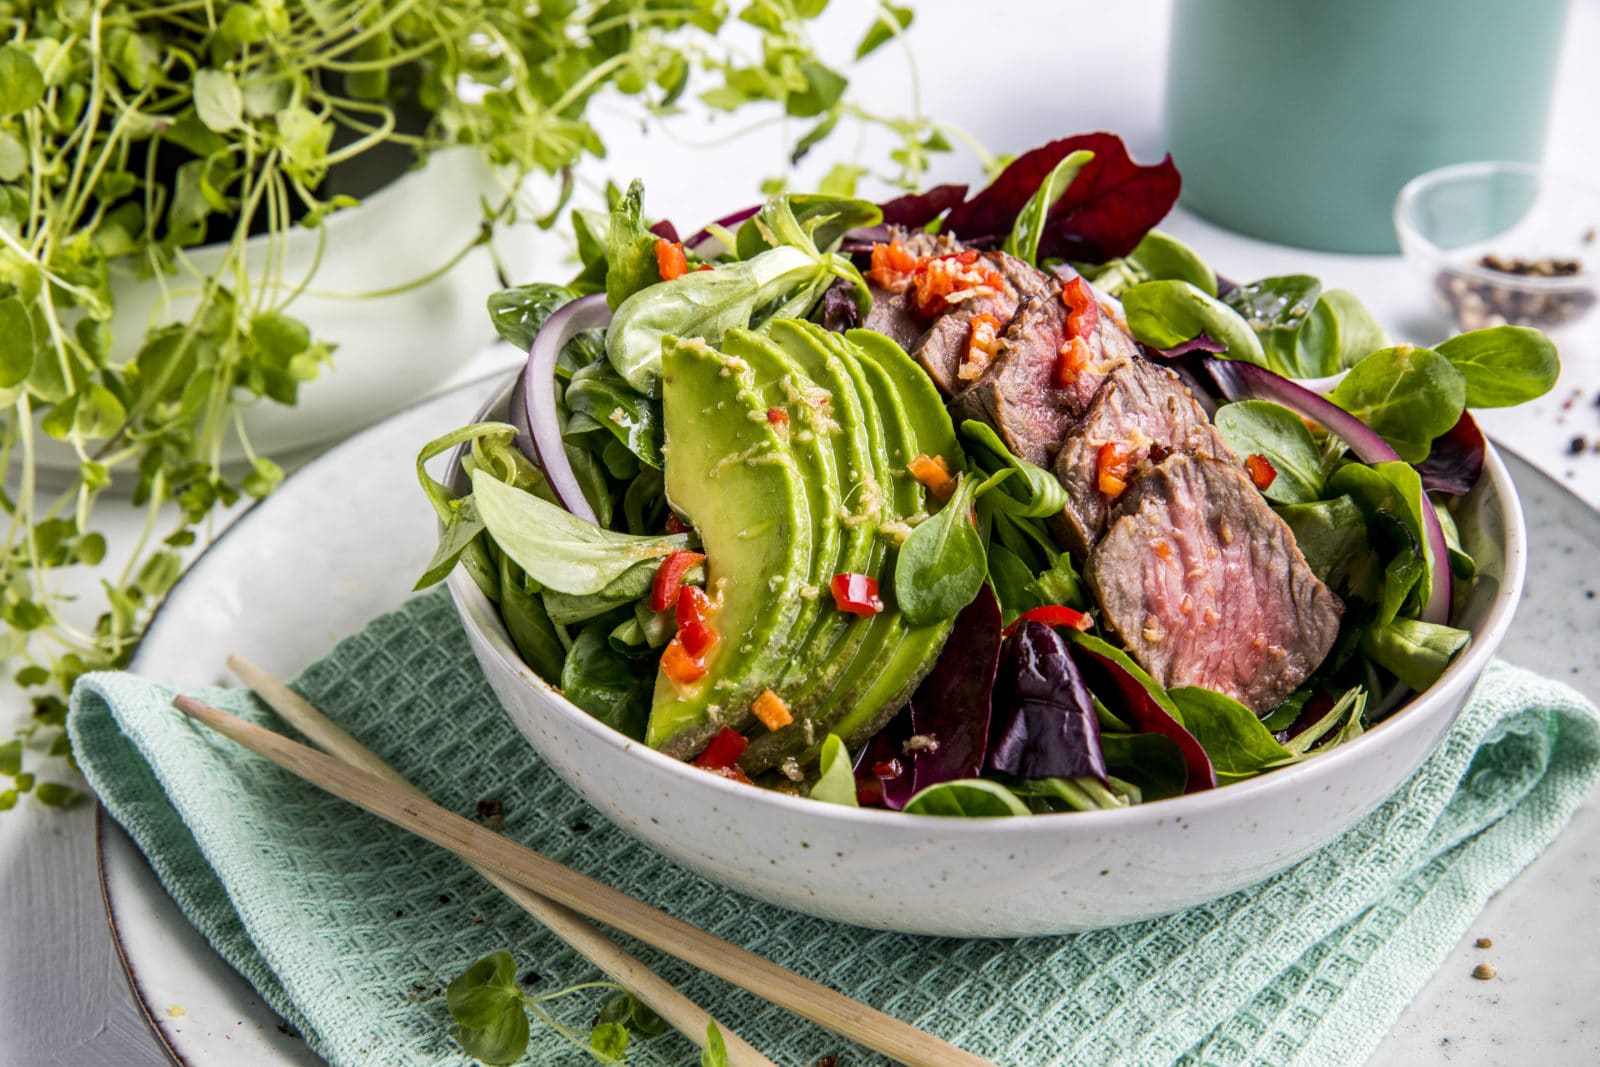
69,590,1600,1067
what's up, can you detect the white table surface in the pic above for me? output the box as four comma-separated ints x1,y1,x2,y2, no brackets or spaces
4,3,1599,1064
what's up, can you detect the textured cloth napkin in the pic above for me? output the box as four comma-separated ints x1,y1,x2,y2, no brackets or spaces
70,589,1600,1067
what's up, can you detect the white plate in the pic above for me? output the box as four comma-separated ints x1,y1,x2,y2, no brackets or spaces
98,378,1600,1064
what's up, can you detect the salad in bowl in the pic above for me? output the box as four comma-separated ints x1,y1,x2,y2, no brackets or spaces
418,133,1555,828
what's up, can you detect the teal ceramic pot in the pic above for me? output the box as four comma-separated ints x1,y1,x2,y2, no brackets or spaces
1164,0,1570,253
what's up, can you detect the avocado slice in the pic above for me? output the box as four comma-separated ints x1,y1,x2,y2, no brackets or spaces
717,327,842,688
742,327,957,771
759,320,885,714
645,336,812,757
847,328,963,472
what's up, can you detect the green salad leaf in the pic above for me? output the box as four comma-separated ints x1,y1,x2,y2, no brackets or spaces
1212,399,1326,504
903,779,1032,817
1169,687,1291,780
1123,279,1266,364
472,469,692,595
605,179,662,309
562,618,651,739
1004,149,1094,266
1362,617,1471,691
447,952,530,1066
1434,325,1560,408
606,244,826,393
895,473,987,625
961,419,1068,517
1090,229,1217,297
811,734,860,806
1328,345,1466,462
1223,275,1323,376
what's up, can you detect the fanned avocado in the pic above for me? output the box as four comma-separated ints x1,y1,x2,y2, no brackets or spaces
741,326,958,772
759,321,883,713
645,336,812,757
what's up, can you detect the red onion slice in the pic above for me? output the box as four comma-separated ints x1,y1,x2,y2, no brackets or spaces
684,205,759,258
1205,358,1453,625
514,293,614,526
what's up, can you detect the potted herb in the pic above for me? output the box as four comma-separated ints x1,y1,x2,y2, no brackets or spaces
0,0,957,805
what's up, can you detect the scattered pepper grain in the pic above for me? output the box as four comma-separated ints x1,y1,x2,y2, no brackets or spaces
1475,937,1494,949
1472,962,1497,980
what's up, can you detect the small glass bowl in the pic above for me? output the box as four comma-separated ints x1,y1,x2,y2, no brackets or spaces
1394,161,1600,333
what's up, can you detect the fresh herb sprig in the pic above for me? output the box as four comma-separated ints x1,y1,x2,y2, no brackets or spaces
445,949,729,1066
0,0,959,807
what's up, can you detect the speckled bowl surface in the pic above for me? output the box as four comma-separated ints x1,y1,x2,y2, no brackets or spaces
445,385,1526,936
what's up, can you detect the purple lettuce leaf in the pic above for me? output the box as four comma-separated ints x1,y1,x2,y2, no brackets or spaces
1071,641,1217,793
942,132,1180,262
1415,411,1486,496
903,585,1004,797
820,277,863,332
879,183,969,229
1150,332,1227,358
988,620,1108,783
853,706,915,808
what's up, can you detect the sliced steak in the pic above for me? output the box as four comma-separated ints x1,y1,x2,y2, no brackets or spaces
1050,359,1229,557
947,281,1138,466
912,254,1052,395
1085,452,1342,713
858,229,964,352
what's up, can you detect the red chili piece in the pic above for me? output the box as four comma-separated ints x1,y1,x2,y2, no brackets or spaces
693,726,748,770
1004,604,1095,637
1245,453,1278,490
654,239,688,281
766,407,789,427
650,550,706,612
830,573,884,617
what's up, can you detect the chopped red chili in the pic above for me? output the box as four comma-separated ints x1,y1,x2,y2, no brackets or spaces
907,453,956,500
1096,442,1132,498
650,550,706,612
694,726,748,770
675,586,717,657
1055,335,1093,387
1060,275,1100,339
660,637,707,685
766,407,789,427
1245,453,1278,491
654,239,688,281
830,573,884,617
664,512,691,534
1004,604,1094,636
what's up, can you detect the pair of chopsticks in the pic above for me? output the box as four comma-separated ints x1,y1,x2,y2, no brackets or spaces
186,658,995,1067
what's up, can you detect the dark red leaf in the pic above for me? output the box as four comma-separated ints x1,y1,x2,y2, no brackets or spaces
943,132,1180,262
1149,332,1227,359
648,219,680,242
1415,411,1486,496
1071,644,1217,793
853,706,914,809
907,585,1004,795
988,621,1108,783
879,183,969,228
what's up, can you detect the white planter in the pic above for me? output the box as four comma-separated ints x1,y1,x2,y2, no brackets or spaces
37,147,545,479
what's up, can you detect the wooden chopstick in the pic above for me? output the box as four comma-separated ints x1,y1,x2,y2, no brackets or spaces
172,692,997,1067
224,657,773,1067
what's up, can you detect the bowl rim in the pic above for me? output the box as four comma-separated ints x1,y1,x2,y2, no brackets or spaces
1393,159,1600,292
446,378,1528,836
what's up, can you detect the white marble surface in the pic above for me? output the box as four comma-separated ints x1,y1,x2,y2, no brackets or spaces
3,1,1599,1064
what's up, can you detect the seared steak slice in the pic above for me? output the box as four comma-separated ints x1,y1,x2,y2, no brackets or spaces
858,229,964,352
1050,359,1229,557
862,282,925,350
1085,452,1342,713
912,254,1053,395
947,281,1137,466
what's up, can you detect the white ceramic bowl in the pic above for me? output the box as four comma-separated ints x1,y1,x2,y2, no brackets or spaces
445,385,1526,936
